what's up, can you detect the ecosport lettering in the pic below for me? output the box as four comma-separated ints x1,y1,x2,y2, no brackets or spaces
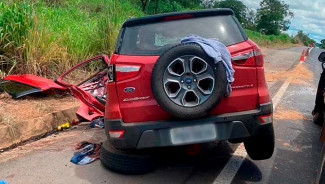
123,96,150,102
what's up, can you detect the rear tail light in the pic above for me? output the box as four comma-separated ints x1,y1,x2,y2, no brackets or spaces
114,64,141,82
109,130,125,138
258,113,273,124
253,48,264,67
232,48,264,67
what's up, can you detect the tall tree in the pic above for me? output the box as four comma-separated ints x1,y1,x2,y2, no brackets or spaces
213,0,247,24
321,39,325,49
321,39,325,45
136,0,194,14
201,0,215,8
175,0,201,9
256,0,294,35
294,30,315,46
244,8,256,30
139,0,149,11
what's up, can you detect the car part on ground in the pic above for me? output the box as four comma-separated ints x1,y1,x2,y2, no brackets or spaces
0,74,67,98
76,103,104,121
90,117,105,128
70,141,101,165
100,141,156,174
151,43,227,119
0,75,104,121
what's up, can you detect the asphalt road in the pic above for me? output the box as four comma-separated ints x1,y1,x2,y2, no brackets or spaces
0,46,324,184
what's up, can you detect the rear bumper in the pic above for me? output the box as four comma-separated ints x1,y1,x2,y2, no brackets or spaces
104,102,273,149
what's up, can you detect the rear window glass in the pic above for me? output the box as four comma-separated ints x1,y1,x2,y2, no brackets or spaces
118,15,245,55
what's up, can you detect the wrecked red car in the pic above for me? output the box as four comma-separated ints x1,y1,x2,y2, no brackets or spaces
100,8,273,174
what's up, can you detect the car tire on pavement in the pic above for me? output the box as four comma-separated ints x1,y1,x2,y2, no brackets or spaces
244,124,275,160
151,43,228,119
100,141,156,175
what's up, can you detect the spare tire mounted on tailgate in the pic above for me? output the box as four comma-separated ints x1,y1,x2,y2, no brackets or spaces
152,43,227,119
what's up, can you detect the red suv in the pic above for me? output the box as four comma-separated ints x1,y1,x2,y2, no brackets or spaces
100,9,274,174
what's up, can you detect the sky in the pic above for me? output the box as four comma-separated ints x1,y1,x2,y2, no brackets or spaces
240,0,325,43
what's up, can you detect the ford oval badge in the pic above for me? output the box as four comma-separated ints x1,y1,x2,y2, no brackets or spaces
124,87,135,93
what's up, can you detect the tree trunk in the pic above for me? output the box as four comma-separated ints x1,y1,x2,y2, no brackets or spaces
154,0,159,14
141,0,149,11
168,0,176,11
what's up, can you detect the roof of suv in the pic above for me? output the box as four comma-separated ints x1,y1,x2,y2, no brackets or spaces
123,8,235,27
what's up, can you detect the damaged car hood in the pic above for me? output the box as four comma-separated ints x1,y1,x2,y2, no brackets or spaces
0,74,67,98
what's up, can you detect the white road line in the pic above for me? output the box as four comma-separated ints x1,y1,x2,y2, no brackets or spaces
212,144,247,184
212,74,293,184
272,77,292,109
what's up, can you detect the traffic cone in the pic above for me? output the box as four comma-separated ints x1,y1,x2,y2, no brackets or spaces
299,49,305,62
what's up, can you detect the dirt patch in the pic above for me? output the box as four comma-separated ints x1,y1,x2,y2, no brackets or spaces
287,63,313,84
0,94,79,126
264,63,313,84
274,107,308,120
282,142,290,146
265,70,286,82
0,92,80,150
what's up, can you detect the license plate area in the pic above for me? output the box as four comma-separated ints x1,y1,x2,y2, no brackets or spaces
170,124,217,145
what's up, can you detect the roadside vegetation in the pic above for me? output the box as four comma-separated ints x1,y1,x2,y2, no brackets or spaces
320,39,325,49
0,0,142,77
245,29,296,47
293,30,316,46
0,0,314,78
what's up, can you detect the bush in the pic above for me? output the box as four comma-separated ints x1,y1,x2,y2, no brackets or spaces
245,29,295,47
0,2,34,77
294,30,315,46
0,0,143,77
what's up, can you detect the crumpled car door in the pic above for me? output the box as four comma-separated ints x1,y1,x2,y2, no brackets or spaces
56,54,110,120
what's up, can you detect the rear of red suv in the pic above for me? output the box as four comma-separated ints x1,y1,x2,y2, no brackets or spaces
100,9,274,174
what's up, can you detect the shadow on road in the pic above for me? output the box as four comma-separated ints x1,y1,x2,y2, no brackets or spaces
74,141,263,184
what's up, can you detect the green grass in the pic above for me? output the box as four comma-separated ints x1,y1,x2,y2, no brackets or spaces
0,2,33,77
0,0,143,77
245,29,297,47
